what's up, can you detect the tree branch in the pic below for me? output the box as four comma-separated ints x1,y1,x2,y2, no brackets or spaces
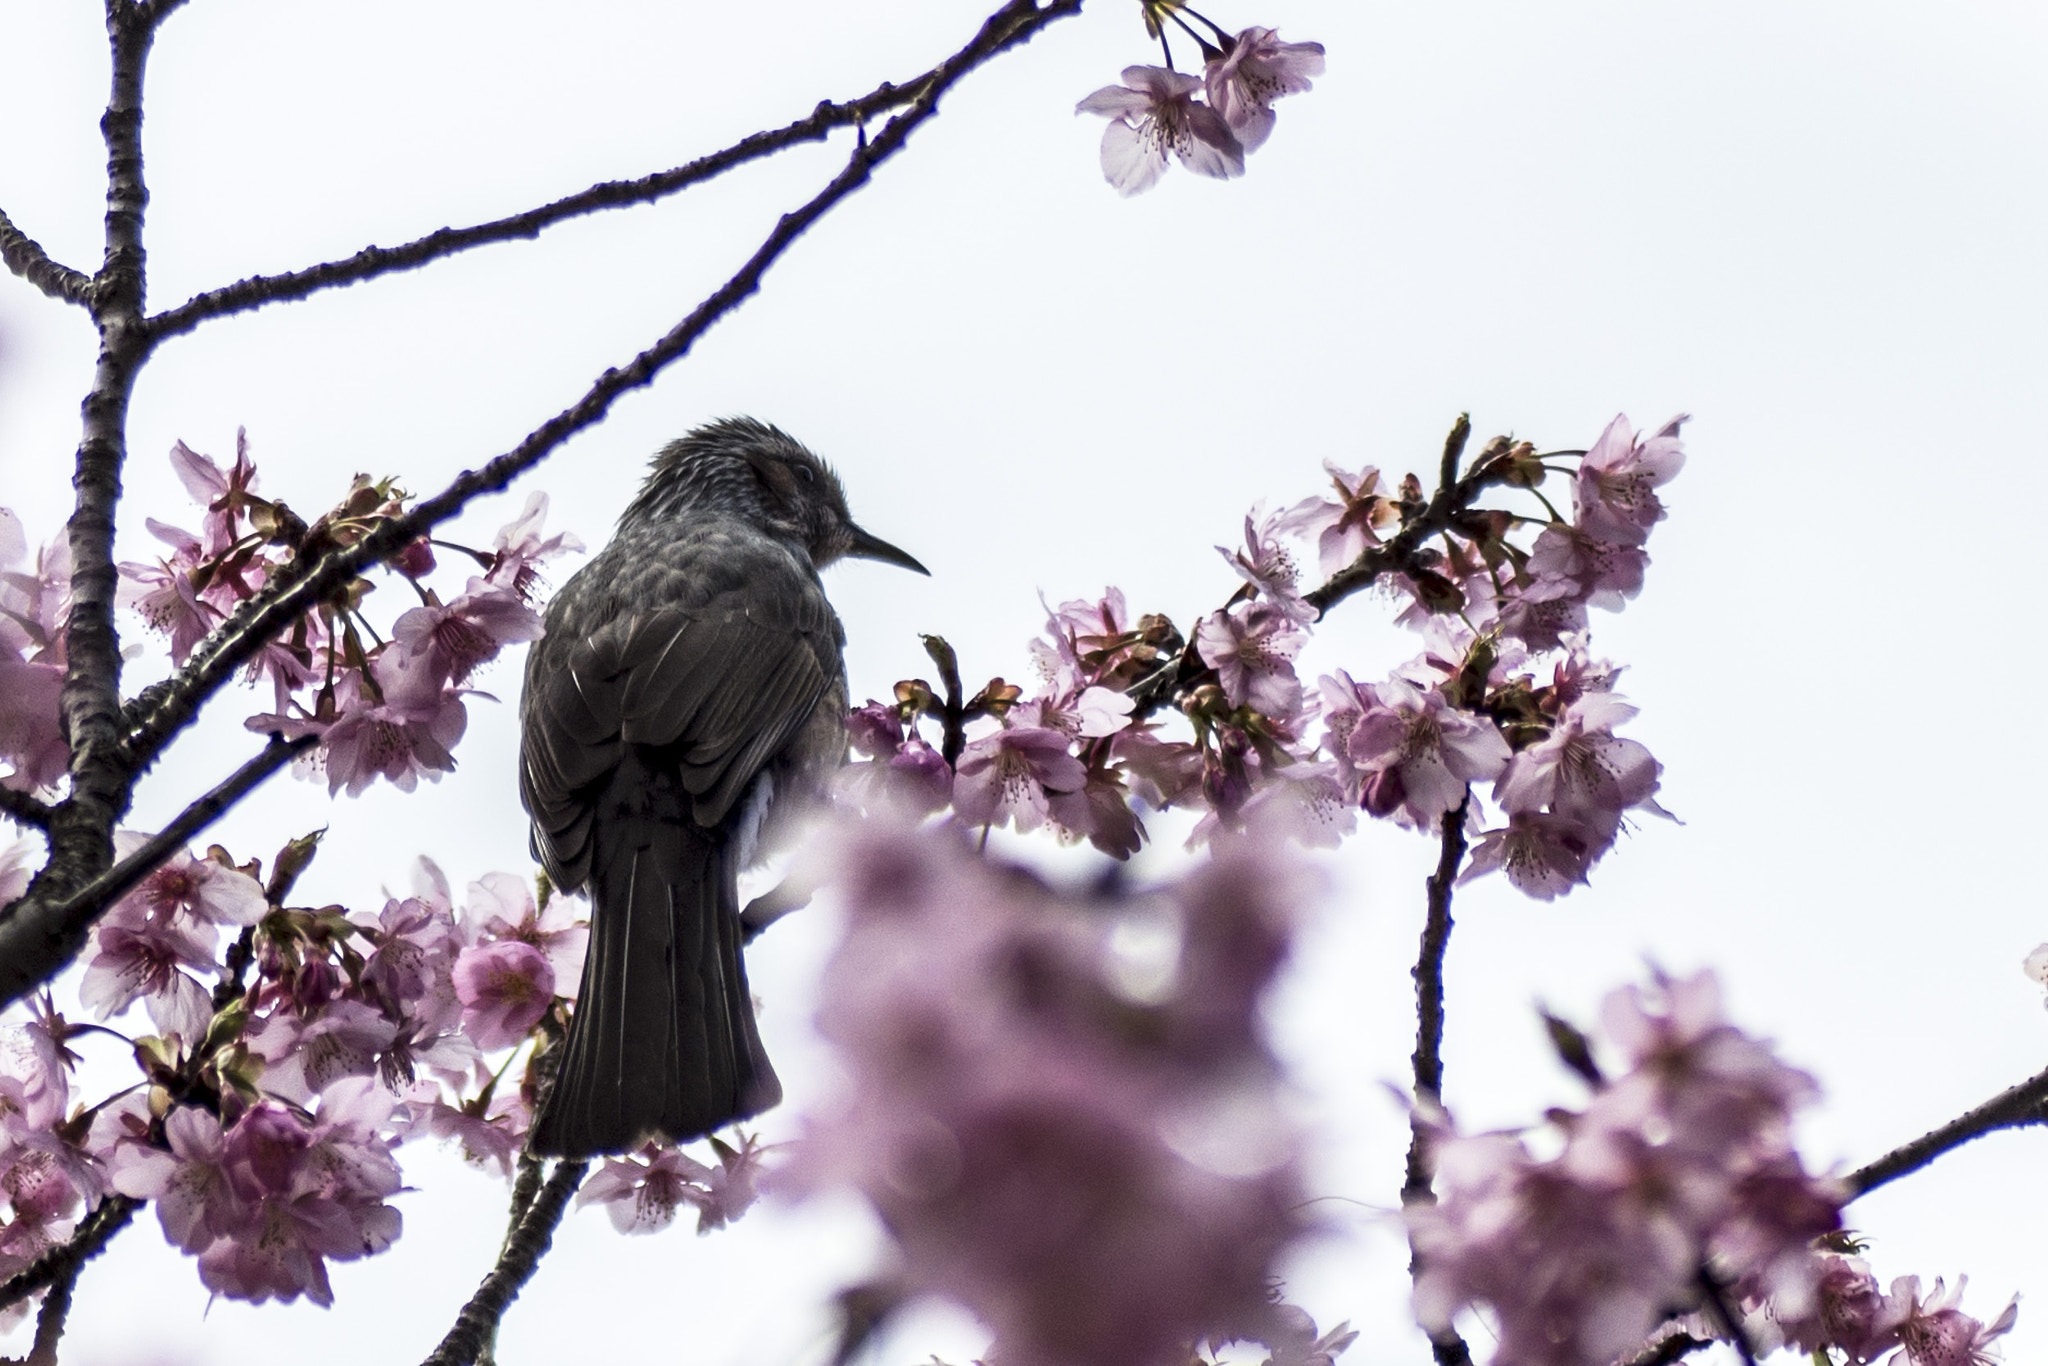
0,1195,138,1313
0,788,52,830
420,1158,587,1366
0,736,313,1007
1403,799,1474,1366
12,0,181,1028
117,0,1084,772
1302,414,1476,617
0,205,93,307
148,77,944,340
1124,414,1507,721
1622,1333,1713,1366
1846,1060,2048,1198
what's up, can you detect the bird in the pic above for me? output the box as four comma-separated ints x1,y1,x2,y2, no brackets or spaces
519,417,927,1157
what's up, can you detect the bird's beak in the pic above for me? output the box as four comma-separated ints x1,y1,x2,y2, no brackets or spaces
845,523,931,576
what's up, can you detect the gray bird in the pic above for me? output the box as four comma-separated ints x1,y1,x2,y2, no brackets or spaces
520,417,927,1157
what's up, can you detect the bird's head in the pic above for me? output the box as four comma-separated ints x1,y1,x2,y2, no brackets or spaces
630,417,928,575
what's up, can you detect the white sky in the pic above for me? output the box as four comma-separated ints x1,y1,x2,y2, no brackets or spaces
3,1,2047,1363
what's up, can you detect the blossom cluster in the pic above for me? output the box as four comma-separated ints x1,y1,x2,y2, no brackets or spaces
843,414,1683,900
112,431,581,797
0,828,611,1308
1407,969,1841,1365
794,814,1315,1366
1406,969,2018,1366
1077,17,1325,197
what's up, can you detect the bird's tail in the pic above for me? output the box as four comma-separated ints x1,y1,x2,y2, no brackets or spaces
528,805,781,1158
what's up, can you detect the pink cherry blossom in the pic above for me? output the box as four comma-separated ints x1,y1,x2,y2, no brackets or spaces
1495,693,1664,830
1885,1276,2017,1366
108,831,269,929
168,431,261,557
1459,810,1603,900
1077,65,1245,196
1574,414,1688,547
798,817,1308,1366
1195,605,1306,720
952,725,1088,834
485,490,584,603
117,518,224,664
1202,28,1325,152
385,580,542,698
79,902,218,1040
398,1079,528,1175
578,1133,768,1235
462,872,588,997
1275,462,1392,578
1345,677,1509,827
452,940,554,1050
1216,511,1314,621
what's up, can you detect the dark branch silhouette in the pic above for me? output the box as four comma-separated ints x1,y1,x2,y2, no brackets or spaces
148,78,948,340
1848,1060,2048,1197
0,1196,139,1313
0,788,52,830
0,205,93,307
419,1159,588,1366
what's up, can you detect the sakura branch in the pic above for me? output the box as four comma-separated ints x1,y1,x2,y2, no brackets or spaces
147,72,984,340
419,1158,588,1366
1846,1060,2048,1198
0,206,91,309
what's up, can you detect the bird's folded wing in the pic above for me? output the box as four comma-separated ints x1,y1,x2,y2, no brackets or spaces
521,589,834,888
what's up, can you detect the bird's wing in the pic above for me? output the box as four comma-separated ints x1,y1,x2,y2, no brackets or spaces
520,574,837,890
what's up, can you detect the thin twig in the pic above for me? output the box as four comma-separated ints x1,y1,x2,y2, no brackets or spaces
0,205,93,306
1125,415,1503,721
1621,1333,1712,1366
0,737,312,1005
1403,799,1474,1366
1847,1060,2048,1197
1694,1267,1758,1366
0,788,52,830
0,1195,139,1313
420,1159,588,1366
148,79,944,340
1404,798,1470,1199
1303,414,1477,617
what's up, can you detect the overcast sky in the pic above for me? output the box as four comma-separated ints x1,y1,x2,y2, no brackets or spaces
3,2,2047,1363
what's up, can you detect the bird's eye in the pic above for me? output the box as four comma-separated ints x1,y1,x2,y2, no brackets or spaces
795,464,815,484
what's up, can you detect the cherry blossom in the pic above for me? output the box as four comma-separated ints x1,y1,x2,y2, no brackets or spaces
1077,65,1244,196
798,816,1308,1366
1202,28,1326,152
952,725,1088,834
1574,414,1688,547
452,940,554,1050
1195,605,1306,720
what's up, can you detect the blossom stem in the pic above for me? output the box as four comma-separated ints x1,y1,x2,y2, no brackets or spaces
0,1194,139,1313
0,202,94,307
1694,1267,1759,1366
420,1158,588,1366
1403,797,1475,1366
1846,1059,2048,1197
1621,1333,1714,1366
25,735,317,983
